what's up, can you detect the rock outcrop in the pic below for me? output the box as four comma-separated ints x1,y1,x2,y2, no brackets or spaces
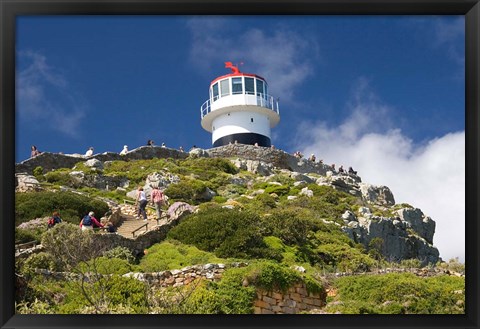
341,207,439,265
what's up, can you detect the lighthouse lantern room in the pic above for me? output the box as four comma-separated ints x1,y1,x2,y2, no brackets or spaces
200,62,280,147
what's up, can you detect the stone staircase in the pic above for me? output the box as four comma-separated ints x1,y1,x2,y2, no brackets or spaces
115,203,166,239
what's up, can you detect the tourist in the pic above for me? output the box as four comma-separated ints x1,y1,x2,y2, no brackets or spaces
80,211,104,231
30,145,41,157
161,142,166,148
47,211,62,229
348,167,358,175
85,147,94,157
147,139,154,146
339,165,345,173
120,145,128,155
150,184,165,219
294,151,303,159
105,221,116,233
331,164,336,171
308,154,316,162
179,146,184,152
135,186,148,221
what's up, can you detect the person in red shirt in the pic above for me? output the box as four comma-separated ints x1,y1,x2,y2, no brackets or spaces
150,185,165,219
80,211,104,231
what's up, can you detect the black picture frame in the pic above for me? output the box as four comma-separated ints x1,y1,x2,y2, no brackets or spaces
1,1,478,328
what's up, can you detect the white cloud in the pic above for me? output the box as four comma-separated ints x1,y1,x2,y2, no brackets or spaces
187,18,320,103
16,51,86,137
294,79,465,262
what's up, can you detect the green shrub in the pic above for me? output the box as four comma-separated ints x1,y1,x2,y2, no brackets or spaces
102,246,136,264
79,257,136,275
368,237,385,260
21,252,60,277
315,243,376,272
41,223,100,270
164,179,207,204
139,240,224,272
327,273,465,314
266,174,294,186
53,275,148,314
167,208,278,260
255,193,277,209
16,299,56,314
212,196,228,203
33,166,44,179
103,158,174,186
15,191,109,226
15,227,43,244
261,208,315,245
44,169,75,186
264,184,290,196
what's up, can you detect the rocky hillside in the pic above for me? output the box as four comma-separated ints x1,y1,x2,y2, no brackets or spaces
14,143,464,315
16,143,439,265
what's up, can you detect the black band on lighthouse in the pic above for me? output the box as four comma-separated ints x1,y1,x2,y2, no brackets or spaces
213,133,271,147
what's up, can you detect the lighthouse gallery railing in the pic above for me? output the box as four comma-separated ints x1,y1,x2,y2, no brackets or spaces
200,94,279,119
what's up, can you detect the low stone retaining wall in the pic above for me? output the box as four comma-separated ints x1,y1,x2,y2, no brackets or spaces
34,263,326,314
123,263,240,287
254,283,326,314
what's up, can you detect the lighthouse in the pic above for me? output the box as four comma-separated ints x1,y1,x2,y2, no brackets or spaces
200,62,280,147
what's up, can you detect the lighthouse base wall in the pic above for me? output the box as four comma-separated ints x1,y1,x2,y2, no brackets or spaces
213,133,271,148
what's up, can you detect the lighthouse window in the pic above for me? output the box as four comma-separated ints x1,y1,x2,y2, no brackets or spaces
220,79,230,97
256,79,264,96
245,77,255,94
212,83,219,100
232,77,243,94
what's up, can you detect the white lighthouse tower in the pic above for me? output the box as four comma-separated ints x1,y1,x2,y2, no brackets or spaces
200,62,280,147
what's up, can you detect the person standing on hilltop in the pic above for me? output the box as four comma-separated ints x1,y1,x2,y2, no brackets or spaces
135,186,148,221
120,145,128,155
147,139,154,146
85,147,94,157
150,184,165,220
30,145,41,157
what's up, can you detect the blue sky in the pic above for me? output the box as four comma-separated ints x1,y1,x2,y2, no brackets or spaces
16,15,465,261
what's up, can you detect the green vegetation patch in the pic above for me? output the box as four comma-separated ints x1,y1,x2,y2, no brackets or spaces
326,273,465,314
139,240,225,272
15,191,109,226
167,208,280,260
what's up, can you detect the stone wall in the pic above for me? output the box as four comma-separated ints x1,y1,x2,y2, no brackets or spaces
254,283,326,314
15,146,189,175
35,263,326,314
206,144,332,176
16,143,332,177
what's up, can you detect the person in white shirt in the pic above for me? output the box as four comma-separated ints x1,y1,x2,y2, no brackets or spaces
85,147,94,157
135,186,148,221
120,145,128,155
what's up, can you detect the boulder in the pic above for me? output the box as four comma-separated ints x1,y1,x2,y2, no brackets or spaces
342,212,439,265
359,183,395,206
232,159,273,176
84,158,103,170
189,148,209,158
300,187,313,197
146,172,180,189
15,173,40,192
396,208,435,244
